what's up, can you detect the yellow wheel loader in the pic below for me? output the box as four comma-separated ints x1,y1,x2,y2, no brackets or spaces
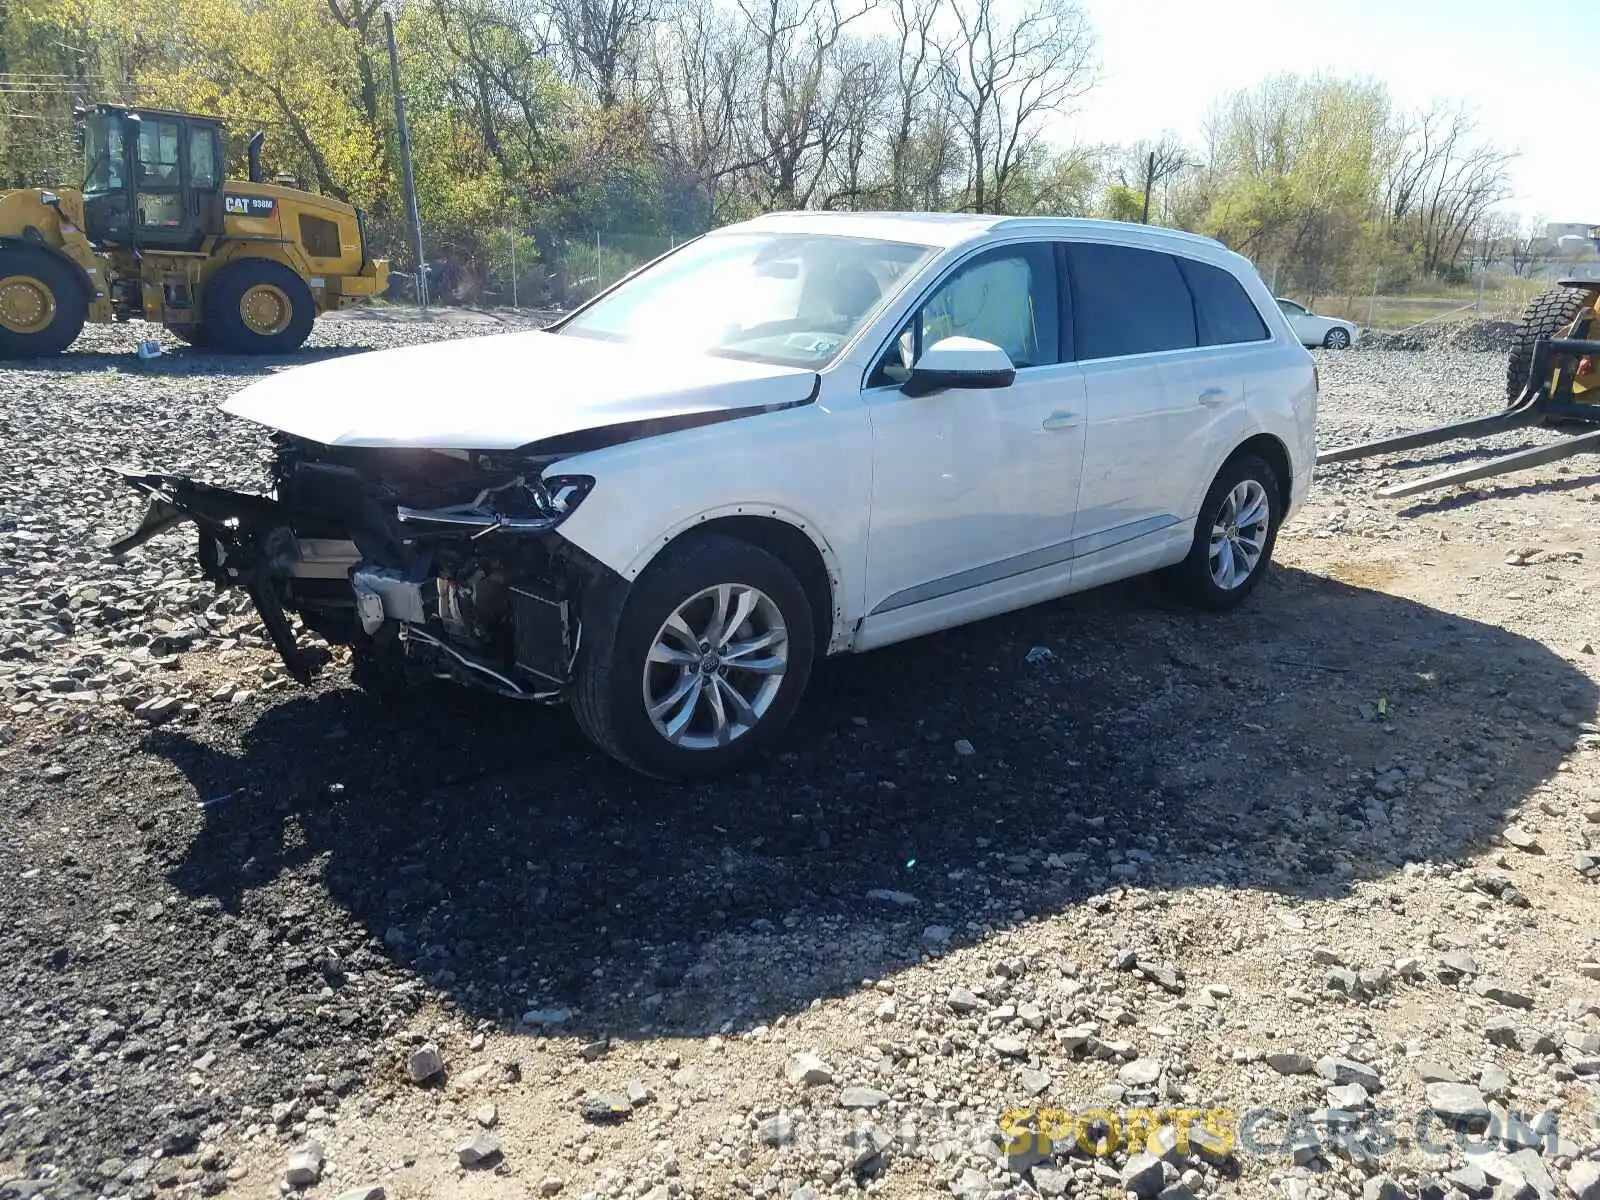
0,104,388,359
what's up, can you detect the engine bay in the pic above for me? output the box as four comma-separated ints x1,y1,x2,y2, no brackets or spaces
109,433,602,698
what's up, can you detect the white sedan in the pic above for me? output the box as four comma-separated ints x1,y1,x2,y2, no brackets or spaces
1276,298,1360,349
113,212,1317,780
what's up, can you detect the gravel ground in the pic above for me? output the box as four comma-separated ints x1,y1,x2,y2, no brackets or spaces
2,318,1599,1200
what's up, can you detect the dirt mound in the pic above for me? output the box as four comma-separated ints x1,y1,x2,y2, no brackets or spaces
1360,318,1518,354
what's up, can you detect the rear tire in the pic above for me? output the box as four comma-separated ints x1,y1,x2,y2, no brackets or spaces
1166,454,1281,612
570,534,816,781
1507,285,1591,402
202,259,315,354
0,247,87,359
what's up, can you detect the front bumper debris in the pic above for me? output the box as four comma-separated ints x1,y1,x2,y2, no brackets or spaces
107,462,584,697
111,471,320,681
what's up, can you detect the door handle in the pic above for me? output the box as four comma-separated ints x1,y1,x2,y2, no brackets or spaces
1041,411,1080,431
1198,388,1231,408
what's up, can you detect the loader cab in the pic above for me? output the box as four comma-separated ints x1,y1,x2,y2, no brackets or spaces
81,106,226,253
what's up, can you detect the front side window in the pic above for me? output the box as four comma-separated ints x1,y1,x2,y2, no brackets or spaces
1069,242,1196,360
138,120,182,187
83,116,125,192
559,232,936,368
871,242,1059,386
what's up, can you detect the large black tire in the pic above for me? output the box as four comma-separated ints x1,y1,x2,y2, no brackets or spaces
1165,453,1282,612
1506,286,1591,402
202,259,315,354
0,246,87,359
570,533,816,781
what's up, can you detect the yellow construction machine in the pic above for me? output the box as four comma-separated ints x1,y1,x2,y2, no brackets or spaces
0,104,387,358
1319,271,1600,496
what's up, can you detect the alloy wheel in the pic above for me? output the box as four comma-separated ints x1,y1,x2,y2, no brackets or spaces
641,583,789,749
1208,479,1271,590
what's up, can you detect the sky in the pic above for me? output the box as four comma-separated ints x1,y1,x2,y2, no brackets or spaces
1069,0,1600,222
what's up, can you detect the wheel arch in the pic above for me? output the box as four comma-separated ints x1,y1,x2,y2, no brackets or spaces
1224,432,1294,517
622,507,845,654
205,247,314,290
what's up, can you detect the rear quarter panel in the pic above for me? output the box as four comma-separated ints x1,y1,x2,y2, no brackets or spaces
1226,260,1318,520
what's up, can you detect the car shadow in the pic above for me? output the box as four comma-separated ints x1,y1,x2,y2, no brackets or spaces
144,564,1596,1040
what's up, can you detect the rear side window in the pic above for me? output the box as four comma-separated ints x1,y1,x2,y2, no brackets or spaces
189,128,220,189
1178,257,1269,345
299,213,342,259
1067,242,1195,360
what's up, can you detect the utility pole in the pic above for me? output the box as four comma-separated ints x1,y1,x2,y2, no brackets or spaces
1140,150,1155,224
509,222,517,308
384,3,427,308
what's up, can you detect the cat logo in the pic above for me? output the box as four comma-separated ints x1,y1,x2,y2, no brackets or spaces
224,194,277,218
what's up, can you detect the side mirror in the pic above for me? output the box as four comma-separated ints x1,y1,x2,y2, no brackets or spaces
902,336,1016,397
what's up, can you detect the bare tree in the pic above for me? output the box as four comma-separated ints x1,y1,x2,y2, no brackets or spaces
645,0,757,223
881,0,943,209
937,0,1096,214
429,0,566,175
1508,213,1548,277
1465,209,1517,273
1115,133,1188,222
1382,102,1514,276
732,0,872,210
547,0,657,107
820,38,894,208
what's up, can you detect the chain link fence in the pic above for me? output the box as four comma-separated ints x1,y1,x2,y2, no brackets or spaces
451,229,692,311
1262,267,1566,339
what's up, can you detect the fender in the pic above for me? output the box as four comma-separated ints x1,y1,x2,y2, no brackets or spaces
614,502,855,654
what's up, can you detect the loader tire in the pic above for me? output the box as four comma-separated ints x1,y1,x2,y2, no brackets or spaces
0,247,87,359
1506,285,1592,403
203,259,315,354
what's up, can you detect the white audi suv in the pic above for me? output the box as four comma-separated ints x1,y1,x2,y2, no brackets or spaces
113,212,1318,779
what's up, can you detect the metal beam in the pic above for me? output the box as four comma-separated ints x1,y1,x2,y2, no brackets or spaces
1315,402,1536,465
1376,427,1600,498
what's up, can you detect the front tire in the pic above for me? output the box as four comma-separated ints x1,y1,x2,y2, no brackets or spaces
1322,326,1352,350
0,247,87,359
202,259,315,354
570,534,816,780
1167,454,1281,611
1506,285,1591,402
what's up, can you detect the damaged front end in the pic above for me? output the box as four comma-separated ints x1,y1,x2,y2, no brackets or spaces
109,436,603,699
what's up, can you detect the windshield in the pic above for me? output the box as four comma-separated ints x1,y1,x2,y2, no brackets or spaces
559,232,937,368
83,113,126,193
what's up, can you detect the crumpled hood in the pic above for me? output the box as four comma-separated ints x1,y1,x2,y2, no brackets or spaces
220,330,819,450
